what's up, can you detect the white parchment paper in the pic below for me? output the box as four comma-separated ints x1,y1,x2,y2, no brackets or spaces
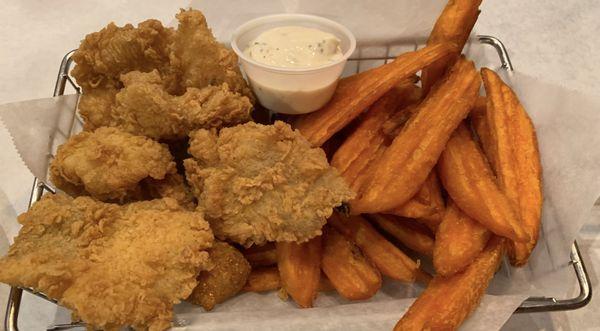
0,0,599,330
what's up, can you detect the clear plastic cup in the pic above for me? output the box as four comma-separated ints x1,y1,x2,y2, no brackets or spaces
231,14,356,115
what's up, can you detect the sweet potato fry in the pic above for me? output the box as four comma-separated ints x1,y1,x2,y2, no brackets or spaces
394,236,505,331
369,214,434,257
437,123,529,242
351,57,480,214
242,243,277,267
243,267,281,292
293,43,456,147
470,96,491,159
321,226,382,300
433,201,491,276
276,237,322,308
243,267,333,293
481,68,543,266
328,213,429,284
421,0,483,94
331,82,421,189
386,171,445,227
331,84,444,222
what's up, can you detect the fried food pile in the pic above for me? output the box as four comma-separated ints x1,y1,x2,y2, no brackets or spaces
0,2,546,331
73,9,254,140
0,195,213,330
184,121,354,246
0,9,354,330
281,0,541,330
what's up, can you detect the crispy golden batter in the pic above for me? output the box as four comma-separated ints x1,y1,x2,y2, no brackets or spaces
72,9,251,97
71,19,173,91
187,241,251,311
79,70,252,140
142,173,196,210
0,194,213,331
184,121,354,246
168,9,253,98
73,9,254,139
49,127,175,202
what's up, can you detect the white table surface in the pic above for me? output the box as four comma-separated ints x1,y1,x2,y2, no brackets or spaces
0,1,598,330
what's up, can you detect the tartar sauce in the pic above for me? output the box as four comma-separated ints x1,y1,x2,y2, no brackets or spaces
244,26,343,68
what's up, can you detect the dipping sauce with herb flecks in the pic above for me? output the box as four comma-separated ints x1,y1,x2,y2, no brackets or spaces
244,26,343,68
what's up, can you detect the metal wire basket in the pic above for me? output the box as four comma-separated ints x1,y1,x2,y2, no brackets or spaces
3,35,592,331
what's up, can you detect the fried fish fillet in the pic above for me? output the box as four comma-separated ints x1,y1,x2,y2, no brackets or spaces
184,121,354,246
73,9,254,138
49,127,176,202
187,241,251,311
167,9,254,98
72,9,251,97
142,173,196,210
80,70,253,140
0,194,214,331
71,19,173,91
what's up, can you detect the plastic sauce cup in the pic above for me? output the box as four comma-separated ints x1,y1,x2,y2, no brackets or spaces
231,14,356,115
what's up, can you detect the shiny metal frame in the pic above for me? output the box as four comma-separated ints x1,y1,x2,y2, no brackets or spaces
3,36,592,331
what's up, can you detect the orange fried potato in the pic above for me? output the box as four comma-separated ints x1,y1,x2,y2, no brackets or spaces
480,68,543,266
293,43,455,147
321,227,382,300
421,0,482,93
387,171,445,227
433,201,491,276
332,83,443,221
328,213,428,284
331,82,421,190
276,237,322,308
188,242,251,311
242,243,278,267
352,57,480,214
243,267,281,292
243,267,333,293
437,123,529,242
394,236,505,331
369,214,434,257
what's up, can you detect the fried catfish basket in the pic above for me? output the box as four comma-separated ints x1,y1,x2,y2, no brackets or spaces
3,36,592,331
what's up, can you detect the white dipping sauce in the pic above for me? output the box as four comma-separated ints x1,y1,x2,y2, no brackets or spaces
244,26,343,68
